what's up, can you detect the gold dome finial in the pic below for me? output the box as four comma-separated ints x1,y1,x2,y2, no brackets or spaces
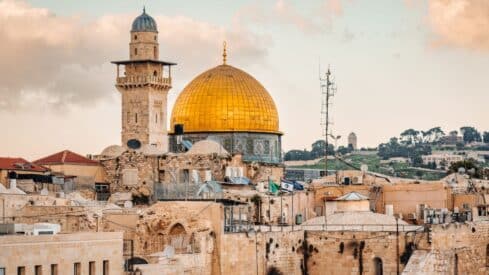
222,41,227,65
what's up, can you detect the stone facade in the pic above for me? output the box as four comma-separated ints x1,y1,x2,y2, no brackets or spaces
0,232,123,275
99,149,284,201
169,132,282,164
403,221,489,274
114,14,172,151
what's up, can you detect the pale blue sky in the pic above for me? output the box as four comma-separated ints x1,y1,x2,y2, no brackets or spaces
1,0,488,159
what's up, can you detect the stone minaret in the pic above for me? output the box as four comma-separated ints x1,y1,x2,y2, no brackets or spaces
112,8,176,151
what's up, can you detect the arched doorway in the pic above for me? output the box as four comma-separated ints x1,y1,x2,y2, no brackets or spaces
168,223,190,253
373,257,383,275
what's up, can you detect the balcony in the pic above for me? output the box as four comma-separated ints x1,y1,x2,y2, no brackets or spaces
116,75,172,88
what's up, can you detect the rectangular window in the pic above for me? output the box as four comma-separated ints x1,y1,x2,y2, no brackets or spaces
89,261,95,275
17,266,25,275
35,265,42,275
0,267,5,275
103,260,109,275
50,264,58,275
74,263,81,275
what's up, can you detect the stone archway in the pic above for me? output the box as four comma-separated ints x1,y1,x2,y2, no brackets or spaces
168,223,192,253
169,223,187,236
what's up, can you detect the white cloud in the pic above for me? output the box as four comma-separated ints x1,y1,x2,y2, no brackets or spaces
234,0,351,35
0,0,269,111
426,0,489,51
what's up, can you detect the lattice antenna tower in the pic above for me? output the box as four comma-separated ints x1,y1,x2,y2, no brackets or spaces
320,66,337,176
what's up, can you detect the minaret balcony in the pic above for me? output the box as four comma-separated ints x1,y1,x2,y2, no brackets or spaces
116,75,172,88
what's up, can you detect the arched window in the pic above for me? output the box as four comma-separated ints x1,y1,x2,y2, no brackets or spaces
153,70,157,77
373,257,383,275
134,35,138,40
134,48,138,55
135,113,138,124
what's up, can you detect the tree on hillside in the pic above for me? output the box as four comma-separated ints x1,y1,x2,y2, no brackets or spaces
310,140,334,159
448,159,482,178
284,150,311,161
400,129,421,145
460,126,481,144
423,127,445,144
483,131,489,144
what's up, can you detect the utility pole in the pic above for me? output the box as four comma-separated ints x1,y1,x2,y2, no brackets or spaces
320,67,336,178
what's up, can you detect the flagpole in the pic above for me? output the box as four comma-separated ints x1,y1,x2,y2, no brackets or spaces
280,191,283,232
268,176,271,232
292,189,294,231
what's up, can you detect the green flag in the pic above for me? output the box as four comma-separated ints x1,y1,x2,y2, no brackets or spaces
268,179,280,195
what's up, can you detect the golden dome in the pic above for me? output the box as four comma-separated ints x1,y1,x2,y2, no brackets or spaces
170,64,280,134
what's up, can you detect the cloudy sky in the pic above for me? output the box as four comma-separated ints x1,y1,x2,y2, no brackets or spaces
1,0,489,159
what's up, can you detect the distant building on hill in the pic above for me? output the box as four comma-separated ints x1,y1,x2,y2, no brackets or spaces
440,131,463,145
347,132,357,150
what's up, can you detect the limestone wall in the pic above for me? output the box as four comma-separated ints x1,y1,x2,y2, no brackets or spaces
0,232,123,275
403,221,489,274
382,183,450,219
307,231,408,275
220,231,304,275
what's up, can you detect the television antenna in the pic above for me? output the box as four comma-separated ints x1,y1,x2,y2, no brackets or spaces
320,65,337,177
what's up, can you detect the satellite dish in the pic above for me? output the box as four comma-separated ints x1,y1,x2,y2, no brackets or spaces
127,139,142,149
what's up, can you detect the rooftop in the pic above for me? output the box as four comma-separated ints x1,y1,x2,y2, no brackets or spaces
34,150,98,166
0,157,48,172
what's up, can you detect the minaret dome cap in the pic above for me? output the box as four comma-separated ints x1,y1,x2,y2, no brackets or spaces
131,7,158,33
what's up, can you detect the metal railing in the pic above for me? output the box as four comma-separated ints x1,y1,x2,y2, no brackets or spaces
116,75,171,86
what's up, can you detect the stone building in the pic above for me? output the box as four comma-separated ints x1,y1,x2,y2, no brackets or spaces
0,157,48,188
112,8,176,152
0,232,123,275
348,132,358,150
169,44,282,164
34,150,105,187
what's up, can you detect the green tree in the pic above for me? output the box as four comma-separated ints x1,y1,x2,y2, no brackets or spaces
460,126,481,144
424,127,445,144
310,140,334,159
400,129,421,145
448,159,482,178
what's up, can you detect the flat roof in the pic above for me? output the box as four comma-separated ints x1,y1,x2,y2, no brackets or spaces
111,59,177,66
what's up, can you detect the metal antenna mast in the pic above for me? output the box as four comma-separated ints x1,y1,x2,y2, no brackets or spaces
320,66,336,177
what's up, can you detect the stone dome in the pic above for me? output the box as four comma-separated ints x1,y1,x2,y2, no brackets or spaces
131,8,158,33
100,145,125,157
170,64,280,134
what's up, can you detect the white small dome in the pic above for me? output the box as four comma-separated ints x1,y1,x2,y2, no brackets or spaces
101,145,125,157
186,140,229,156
